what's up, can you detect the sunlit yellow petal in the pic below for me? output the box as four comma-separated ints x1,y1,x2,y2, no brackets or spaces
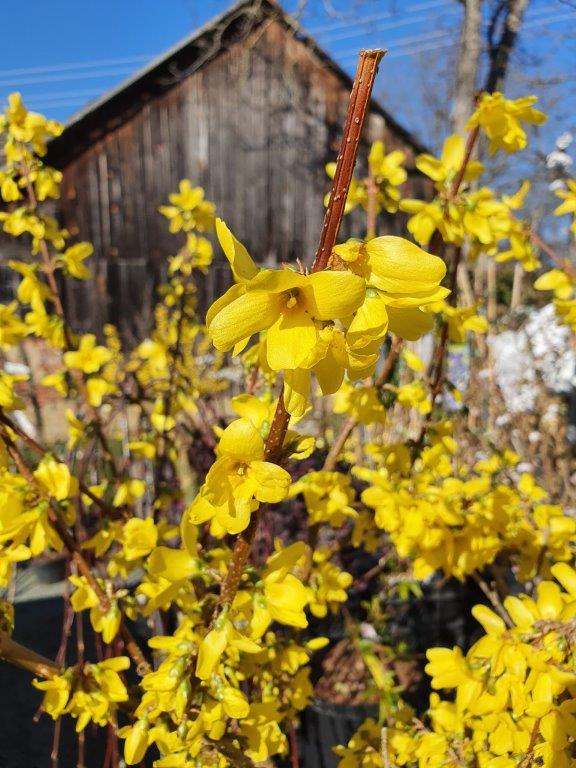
215,218,258,282
209,290,281,351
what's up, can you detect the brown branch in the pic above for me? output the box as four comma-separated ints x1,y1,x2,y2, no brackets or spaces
520,717,541,768
528,227,576,280
411,124,481,458
0,410,120,520
323,337,402,471
449,125,480,199
0,630,61,679
289,720,300,768
312,49,385,272
323,416,357,472
471,572,513,628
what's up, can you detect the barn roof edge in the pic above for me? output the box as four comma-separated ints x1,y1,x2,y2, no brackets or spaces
46,0,428,166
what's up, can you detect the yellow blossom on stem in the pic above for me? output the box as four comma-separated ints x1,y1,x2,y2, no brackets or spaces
63,334,111,374
466,92,547,155
208,263,365,370
33,456,78,501
69,575,121,643
189,417,291,535
553,178,576,235
333,235,448,346
158,179,215,232
58,242,93,280
416,133,484,190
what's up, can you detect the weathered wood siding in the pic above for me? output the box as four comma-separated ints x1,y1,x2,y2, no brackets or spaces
55,20,430,341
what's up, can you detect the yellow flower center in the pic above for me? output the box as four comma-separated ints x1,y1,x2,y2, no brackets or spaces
285,292,299,310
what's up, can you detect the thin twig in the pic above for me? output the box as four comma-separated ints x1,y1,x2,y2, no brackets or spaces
411,125,482,458
323,337,402,471
471,571,513,627
289,720,300,768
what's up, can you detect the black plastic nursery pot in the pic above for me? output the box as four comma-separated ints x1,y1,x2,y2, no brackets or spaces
297,699,378,768
286,576,481,768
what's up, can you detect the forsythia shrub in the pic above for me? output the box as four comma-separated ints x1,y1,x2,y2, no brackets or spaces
0,59,573,768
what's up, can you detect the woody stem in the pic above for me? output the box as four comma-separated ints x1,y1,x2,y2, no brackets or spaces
323,337,402,471
0,631,61,679
312,49,385,272
412,124,481,457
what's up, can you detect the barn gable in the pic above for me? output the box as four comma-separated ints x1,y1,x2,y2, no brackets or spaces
41,0,430,340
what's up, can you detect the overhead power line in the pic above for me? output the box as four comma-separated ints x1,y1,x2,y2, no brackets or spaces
0,55,153,80
17,88,104,102
306,0,453,35
3,3,573,111
337,28,454,60
338,8,576,63
330,5,552,56
317,7,460,45
312,0,555,43
0,0,559,85
0,66,138,89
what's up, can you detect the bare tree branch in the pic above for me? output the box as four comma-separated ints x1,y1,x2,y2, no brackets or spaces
485,0,530,92
452,0,483,133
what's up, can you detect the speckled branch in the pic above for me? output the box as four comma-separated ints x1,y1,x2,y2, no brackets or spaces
0,631,60,679
312,49,385,273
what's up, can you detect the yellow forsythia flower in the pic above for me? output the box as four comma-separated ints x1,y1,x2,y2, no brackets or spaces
33,456,78,501
466,92,547,154
63,334,111,374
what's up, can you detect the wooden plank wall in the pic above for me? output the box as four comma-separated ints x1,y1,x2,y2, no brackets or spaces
58,20,430,342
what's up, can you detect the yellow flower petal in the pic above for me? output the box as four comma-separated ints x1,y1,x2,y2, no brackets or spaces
209,290,281,351
215,218,258,282
218,418,265,462
248,461,291,503
471,605,506,636
283,368,310,418
266,308,317,370
302,271,365,320
365,236,446,293
387,306,434,340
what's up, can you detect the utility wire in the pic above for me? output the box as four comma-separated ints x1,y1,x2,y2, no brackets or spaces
306,0,454,34
4,5,574,108
312,0,555,41
338,9,576,63
0,67,138,89
0,55,153,79
317,8,460,45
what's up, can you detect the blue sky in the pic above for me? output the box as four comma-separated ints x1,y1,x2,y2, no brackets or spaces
1,0,574,153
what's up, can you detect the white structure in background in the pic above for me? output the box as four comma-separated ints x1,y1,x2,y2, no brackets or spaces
546,132,573,190
3,361,36,439
488,304,576,415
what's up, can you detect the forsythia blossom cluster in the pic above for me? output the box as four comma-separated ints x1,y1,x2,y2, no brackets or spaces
0,85,573,768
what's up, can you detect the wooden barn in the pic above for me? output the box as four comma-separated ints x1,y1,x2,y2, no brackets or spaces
39,0,430,341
